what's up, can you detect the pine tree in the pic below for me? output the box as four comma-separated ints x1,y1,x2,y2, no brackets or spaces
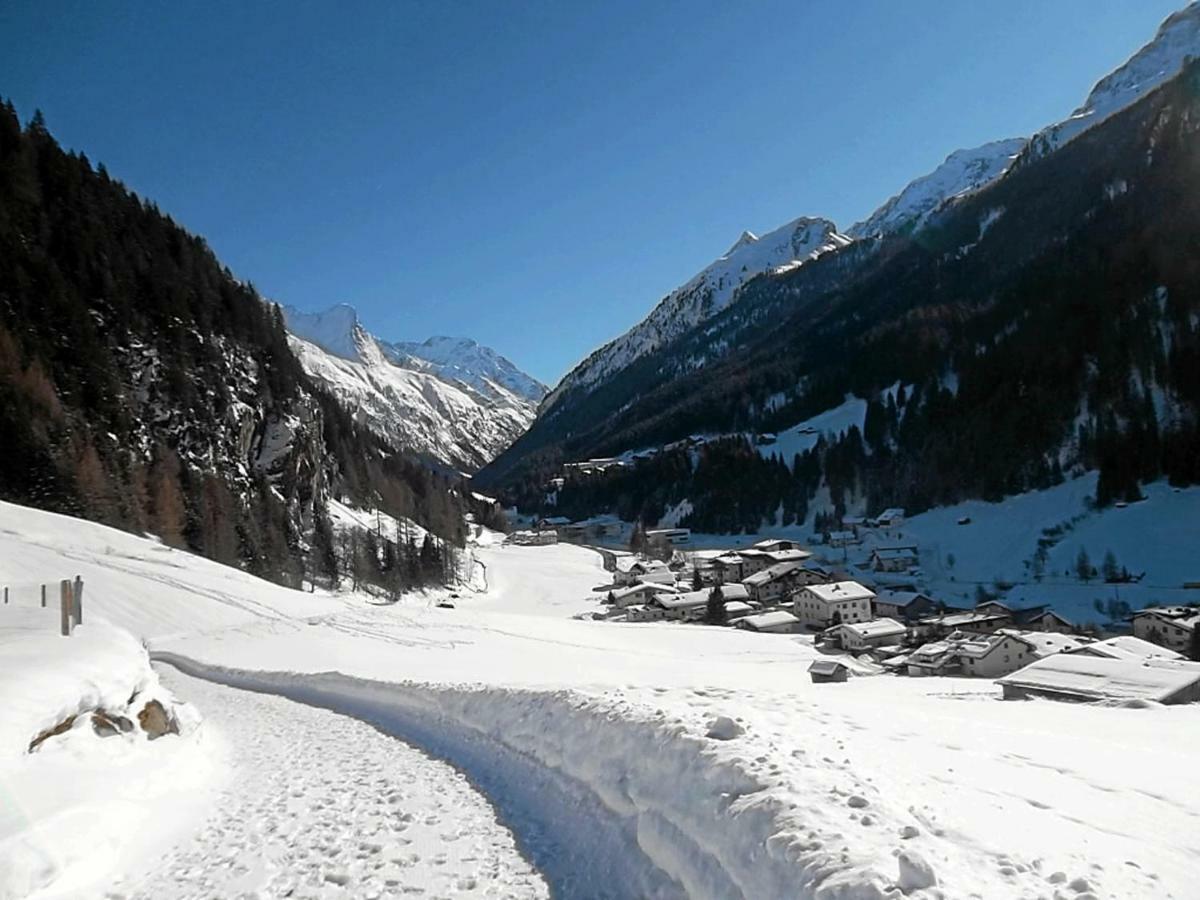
1075,547,1093,583
1101,550,1120,583
705,585,726,625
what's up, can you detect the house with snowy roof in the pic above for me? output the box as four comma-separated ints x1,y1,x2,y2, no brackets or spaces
735,610,803,634
826,530,859,548
608,582,677,609
872,590,944,622
742,561,810,606
1131,606,1200,655
792,581,876,629
873,508,906,528
869,545,919,573
998,656,1200,705
824,617,907,652
905,629,1087,679
975,601,1075,633
1068,635,1183,662
613,558,670,586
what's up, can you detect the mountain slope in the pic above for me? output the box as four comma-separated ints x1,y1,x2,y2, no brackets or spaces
541,217,849,413
284,305,545,472
481,57,1200,534
847,138,1028,239
1030,1,1200,156
0,103,471,587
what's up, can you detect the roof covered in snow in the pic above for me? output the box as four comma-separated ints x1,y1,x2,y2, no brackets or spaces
801,581,876,604
998,655,1200,703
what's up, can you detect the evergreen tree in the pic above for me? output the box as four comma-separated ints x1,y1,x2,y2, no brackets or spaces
704,585,726,625
1075,547,1093,583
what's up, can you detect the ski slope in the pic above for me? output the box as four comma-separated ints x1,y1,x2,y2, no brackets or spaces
1,500,1197,898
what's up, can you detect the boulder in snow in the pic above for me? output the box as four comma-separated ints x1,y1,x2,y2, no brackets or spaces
897,849,937,892
705,716,745,740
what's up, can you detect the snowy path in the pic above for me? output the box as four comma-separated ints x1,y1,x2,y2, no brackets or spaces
114,666,547,900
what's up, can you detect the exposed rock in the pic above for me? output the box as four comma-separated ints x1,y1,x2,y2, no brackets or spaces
91,710,135,738
28,715,77,752
897,849,937,892
138,699,179,739
705,715,745,740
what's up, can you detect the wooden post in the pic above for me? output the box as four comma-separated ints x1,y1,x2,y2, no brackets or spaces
60,580,72,636
41,584,46,608
3,586,6,604
72,576,83,625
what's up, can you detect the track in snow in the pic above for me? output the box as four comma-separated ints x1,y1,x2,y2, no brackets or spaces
114,665,548,899
152,656,687,900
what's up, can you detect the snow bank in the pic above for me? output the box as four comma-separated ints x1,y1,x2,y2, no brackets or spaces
0,615,215,900
154,655,935,900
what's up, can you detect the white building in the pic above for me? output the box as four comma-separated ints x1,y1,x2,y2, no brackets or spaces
874,508,906,528
1131,607,1199,654
792,581,876,629
608,582,677,609
998,655,1200,705
1069,635,1183,661
735,610,802,634
825,618,907,652
869,545,919,573
742,561,809,606
613,558,670,586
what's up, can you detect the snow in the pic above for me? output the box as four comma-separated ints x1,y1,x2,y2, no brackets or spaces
1032,2,1200,155
758,394,868,461
543,218,849,412
2,500,1199,898
0,610,213,900
283,304,544,471
117,666,547,899
847,138,1028,239
895,474,1200,624
997,654,1200,704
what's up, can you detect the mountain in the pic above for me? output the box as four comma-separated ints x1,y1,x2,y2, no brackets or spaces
0,102,472,588
1030,2,1200,156
283,305,545,472
481,38,1200,534
541,217,849,413
847,138,1028,239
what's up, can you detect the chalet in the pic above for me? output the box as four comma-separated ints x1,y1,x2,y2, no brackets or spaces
841,515,867,530
808,659,851,683
793,581,876,629
998,656,1200,705
826,530,859,548
742,561,810,606
874,508,906,528
505,529,558,546
974,601,1073,633
609,582,677,609
752,539,801,553
913,609,1011,639
653,590,712,622
625,604,666,623
1068,636,1183,661
710,553,745,583
712,583,751,604
736,548,773,576
1131,606,1200,654
722,600,757,621
736,610,803,634
869,545,919,573
614,558,670,586
906,629,1087,679
645,527,691,546
872,590,943,623
795,564,833,586
763,548,813,565
825,618,907,652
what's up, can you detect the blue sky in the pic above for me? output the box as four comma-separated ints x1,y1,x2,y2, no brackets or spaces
0,1,1185,384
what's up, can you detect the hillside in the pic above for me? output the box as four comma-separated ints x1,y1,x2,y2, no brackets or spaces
284,304,545,472
480,16,1200,538
0,103,471,587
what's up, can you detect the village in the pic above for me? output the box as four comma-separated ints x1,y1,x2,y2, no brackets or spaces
507,509,1200,706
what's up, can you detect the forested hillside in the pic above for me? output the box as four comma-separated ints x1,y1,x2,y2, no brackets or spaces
482,63,1200,531
0,101,471,586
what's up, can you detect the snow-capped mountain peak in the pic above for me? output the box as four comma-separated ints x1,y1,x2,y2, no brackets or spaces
281,305,545,472
1032,1,1200,155
282,303,364,361
848,138,1029,239
542,216,849,412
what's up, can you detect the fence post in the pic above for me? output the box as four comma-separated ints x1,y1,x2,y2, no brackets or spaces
41,584,46,608
3,587,7,604
60,580,72,636
72,576,83,625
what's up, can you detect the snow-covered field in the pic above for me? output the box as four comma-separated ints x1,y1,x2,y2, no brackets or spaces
2,500,1198,898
